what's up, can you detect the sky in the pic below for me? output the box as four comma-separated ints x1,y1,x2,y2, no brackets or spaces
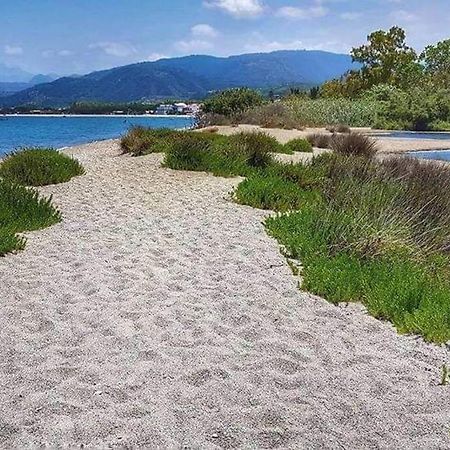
1,0,449,76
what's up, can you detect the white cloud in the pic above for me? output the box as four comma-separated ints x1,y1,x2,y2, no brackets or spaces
175,39,214,53
147,52,168,61
191,24,218,38
204,0,264,18
276,4,328,20
245,38,304,53
4,45,23,56
89,42,137,57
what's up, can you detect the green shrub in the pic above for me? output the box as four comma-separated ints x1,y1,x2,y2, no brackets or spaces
226,132,276,167
0,148,84,186
163,134,213,171
202,88,264,116
121,127,184,156
283,138,313,153
0,180,61,255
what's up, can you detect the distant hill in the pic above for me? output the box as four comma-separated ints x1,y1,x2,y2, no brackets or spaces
0,74,60,97
0,50,357,107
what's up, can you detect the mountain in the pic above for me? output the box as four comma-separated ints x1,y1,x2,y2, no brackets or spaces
0,50,357,107
0,73,60,97
0,63,34,83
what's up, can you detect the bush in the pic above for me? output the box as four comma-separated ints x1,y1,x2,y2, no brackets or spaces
330,133,378,158
121,127,183,156
0,180,61,255
163,134,213,172
326,124,351,133
284,138,313,153
0,148,85,186
306,133,333,148
227,132,277,166
239,102,301,129
202,88,264,116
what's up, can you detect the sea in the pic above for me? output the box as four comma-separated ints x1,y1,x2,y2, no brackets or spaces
0,115,195,156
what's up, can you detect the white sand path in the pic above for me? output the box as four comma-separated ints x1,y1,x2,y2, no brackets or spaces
0,140,449,448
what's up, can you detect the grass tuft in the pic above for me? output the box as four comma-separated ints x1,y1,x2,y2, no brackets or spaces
0,180,62,256
283,138,313,153
331,133,378,158
0,148,85,186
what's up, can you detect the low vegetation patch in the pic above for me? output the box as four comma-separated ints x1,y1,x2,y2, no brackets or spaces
283,138,313,153
0,148,85,186
0,180,61,255
121,126,185,156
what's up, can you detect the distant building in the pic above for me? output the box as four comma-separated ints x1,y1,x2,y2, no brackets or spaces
156,104,175,115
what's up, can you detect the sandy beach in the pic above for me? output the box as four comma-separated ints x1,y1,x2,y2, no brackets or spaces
1,139,450,448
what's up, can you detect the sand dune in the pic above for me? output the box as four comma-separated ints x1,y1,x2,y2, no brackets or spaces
0,139,449,448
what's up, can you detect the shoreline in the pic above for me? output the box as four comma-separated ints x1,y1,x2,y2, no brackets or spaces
2,113,195,118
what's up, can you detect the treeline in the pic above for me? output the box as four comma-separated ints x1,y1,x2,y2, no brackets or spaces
0,101,158,115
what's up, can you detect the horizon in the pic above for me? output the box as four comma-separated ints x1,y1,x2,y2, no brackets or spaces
2,0,449,78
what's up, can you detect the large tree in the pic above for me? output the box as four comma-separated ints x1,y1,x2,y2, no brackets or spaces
421,39,450,87
351,26,420,88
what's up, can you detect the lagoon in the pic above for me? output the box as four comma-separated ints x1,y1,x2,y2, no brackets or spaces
0,115,194,155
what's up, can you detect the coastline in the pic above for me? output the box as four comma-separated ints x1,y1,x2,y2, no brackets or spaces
2,113,195,118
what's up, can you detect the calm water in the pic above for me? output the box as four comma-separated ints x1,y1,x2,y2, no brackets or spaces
370,131,450,140
409,150,450,162
0,115,195,155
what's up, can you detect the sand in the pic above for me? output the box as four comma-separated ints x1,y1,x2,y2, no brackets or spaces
1,139,449,448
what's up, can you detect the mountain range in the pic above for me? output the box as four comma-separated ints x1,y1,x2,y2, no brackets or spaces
0,50,356,107
0,64,60,97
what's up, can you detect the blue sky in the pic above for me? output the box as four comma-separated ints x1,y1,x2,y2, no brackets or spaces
1,0,449,75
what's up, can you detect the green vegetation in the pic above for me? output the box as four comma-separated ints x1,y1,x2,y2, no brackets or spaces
0,148,85,186
157,128,450,343
283,138,313,153
0,147,84,255
0,180,61,255
202,87,263,117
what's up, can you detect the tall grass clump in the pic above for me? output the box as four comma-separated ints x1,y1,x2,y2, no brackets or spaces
286,97,378,127
331,133,379,158
0,180,61,255
0,148,85,186
306,133,333,149
121,127,184,156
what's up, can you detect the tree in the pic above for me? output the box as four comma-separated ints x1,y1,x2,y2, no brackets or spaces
351,26,420,87
421,39,450,88
202,88,263,116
